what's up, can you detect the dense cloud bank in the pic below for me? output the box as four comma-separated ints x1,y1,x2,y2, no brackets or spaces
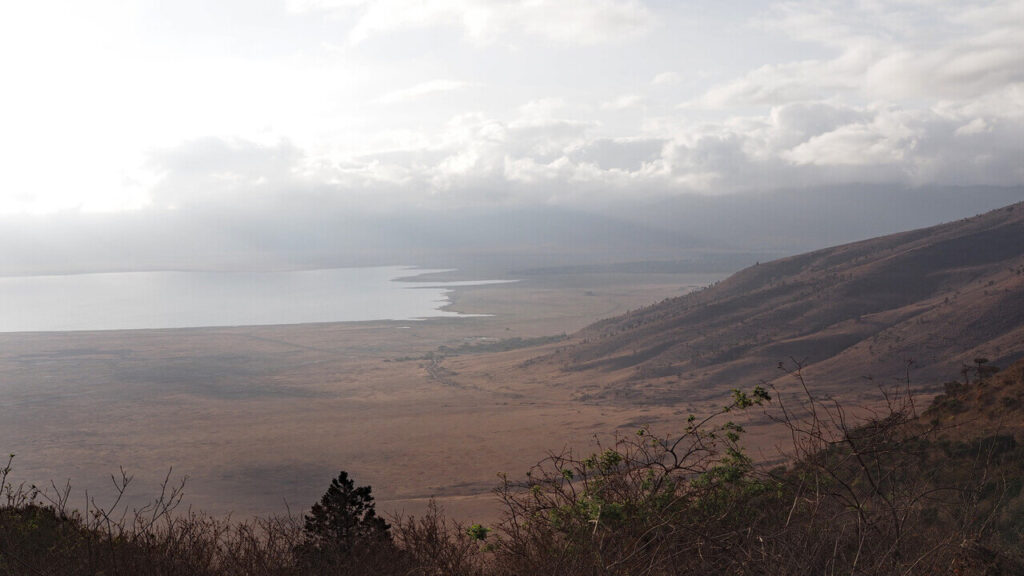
2,1,1022,214
141,1,1024,208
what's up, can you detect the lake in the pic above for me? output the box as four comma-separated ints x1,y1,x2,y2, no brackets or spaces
0,267,507,332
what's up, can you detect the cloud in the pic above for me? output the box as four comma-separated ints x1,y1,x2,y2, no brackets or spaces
503,0,654,46
954,117,990,136
146,93,1023,213
286,0,363,12
376,80,475,104
147,137,307,209
601,94,643,110
652,71,681,86
653,0,1022,191
568,138,665,172
864,38,1024,101
45,0,1020,218
934,83,1024,121
695,0,1024,108
782,109,918,167
291,0,655,46
765,102,869,149
515,98,568,122
690,59,858,108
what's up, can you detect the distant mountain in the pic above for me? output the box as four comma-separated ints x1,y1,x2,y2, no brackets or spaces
540,202,1024,403
601,184,1024,253
0,204,713,277
3,185,1019,278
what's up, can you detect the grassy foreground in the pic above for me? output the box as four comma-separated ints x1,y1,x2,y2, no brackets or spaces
2,360,1023,575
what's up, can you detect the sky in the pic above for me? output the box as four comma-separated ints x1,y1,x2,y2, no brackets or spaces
2,0,1022,217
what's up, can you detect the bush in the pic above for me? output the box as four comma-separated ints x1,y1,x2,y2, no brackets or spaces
2,366,1022,575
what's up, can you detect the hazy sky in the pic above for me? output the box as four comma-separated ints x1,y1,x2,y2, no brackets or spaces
2,0,1022,215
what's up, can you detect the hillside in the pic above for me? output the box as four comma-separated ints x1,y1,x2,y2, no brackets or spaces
536,202,1024,404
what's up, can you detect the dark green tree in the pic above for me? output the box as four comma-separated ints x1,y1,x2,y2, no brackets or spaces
299,471,392,561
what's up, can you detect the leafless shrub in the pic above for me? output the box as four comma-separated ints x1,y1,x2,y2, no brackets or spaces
760,359,1022,575
2,362,1021,575
390,500,488,576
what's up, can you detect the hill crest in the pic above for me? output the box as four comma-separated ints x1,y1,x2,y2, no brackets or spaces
538,202,1024,403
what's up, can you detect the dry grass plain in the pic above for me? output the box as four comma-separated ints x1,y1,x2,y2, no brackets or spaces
0,271,731,524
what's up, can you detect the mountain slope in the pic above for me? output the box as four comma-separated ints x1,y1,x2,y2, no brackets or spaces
541,202,1024,403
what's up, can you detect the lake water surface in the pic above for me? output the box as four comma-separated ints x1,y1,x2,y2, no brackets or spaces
0,267,506,333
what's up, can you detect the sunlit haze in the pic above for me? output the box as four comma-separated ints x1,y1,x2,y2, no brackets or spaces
3,0,1021,215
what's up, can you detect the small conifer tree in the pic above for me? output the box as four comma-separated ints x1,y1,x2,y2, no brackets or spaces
299,471,392,561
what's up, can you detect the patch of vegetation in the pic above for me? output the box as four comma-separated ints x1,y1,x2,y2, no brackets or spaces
437,334,568,355
2,362,1023,575
386,334,567,363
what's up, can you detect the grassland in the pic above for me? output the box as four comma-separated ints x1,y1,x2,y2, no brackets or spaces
0,270,725,523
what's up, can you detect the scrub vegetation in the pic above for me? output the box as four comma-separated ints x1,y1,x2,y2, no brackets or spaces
2,359,1023,575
